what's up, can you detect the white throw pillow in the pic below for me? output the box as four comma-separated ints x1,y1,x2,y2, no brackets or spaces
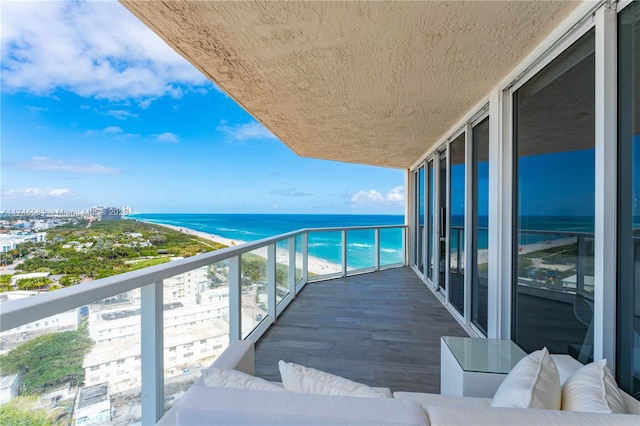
561,359,627,413
278,360,388,398
491,347,561,409
201,367,286,392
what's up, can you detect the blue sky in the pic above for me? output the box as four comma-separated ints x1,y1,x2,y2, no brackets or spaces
1,1,404,215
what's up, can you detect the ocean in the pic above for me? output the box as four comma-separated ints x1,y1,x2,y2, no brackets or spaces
130,213,405,269
130,213,599,268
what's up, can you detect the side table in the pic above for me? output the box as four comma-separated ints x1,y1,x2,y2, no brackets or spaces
440,336,526,398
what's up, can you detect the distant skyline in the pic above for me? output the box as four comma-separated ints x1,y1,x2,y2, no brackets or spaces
1,1,404,215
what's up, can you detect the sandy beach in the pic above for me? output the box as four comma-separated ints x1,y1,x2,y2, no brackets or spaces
149,222,341,275
450,236,579,268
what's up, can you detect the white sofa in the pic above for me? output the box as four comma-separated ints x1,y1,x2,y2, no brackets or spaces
158,340,640,425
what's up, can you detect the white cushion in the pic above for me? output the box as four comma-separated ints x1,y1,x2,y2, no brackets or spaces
425,405,639,425
491,347,561,409
562,359,627,414
201,367,286,392
175,385,428,426
278,360,389,398
394,391,492,409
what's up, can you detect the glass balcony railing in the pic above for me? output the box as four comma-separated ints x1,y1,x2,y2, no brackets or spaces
0,224,406,425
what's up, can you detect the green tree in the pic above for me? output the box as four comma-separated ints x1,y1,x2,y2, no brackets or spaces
0,274,11,284
15,277,52,291
0,325,93,394
0,395,63,426
58,275,79,287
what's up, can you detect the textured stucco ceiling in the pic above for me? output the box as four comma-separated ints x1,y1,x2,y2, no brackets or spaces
120,1,581,169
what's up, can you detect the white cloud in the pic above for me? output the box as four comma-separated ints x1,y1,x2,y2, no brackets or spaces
102,126,123,134
84,126,139,138
216,122,276,142
18,157,119,174
107,109,138,120
156,132,179,143
1,1,208,101
269,187,312,197
386,186,405,202
351,190,385,204
351,186,405,206
2,187,76,199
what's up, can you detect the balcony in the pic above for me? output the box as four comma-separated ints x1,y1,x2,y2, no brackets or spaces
255,267,467,394
0,223,433,425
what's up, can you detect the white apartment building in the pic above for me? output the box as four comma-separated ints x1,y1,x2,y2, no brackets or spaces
83,265,230,393
0,232,47,252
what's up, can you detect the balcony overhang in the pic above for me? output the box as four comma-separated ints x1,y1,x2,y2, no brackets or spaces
120,1,581,169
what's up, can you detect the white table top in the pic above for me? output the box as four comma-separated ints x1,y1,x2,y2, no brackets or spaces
442,336,526,374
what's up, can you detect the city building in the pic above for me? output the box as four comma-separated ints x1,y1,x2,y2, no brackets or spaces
75,383,111,426
0,232,47,253
0,291,78,353
82,265,230,393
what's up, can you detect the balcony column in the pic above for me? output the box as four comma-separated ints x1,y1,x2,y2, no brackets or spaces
141,280,164,425
593,3,617,365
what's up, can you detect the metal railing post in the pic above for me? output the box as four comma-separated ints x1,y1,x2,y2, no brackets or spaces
402,226,408,266
576,235,586,294
342,230,348,277
302,233,309,283
375,228,380,271
228,256,241,340
141,280,164,425
267,244,277,322
288,237,296,297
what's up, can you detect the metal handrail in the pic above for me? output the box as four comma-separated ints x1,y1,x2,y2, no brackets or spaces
0,224,406,332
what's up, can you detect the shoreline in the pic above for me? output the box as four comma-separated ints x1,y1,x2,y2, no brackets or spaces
137,220,342,275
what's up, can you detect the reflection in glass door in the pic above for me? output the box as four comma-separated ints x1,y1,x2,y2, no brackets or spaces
472,118,489,334
415,167,425,273
618,1,640,398
513,29,595,356
438,152,447,292
449,134,466,315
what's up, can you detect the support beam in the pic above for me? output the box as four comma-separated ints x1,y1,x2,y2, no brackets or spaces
593,3,617,365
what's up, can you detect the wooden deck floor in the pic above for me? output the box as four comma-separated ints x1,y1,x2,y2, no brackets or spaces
255,267,469,393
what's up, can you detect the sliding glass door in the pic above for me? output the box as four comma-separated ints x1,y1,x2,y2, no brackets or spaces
427,159,435,281
472,118,489,334
415,167,425,273
513,29,595,357
617,1,640,398
449,134,465,315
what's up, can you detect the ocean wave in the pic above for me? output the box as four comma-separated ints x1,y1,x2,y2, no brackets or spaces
349,243,373,248
380,248,399,253
308,243,331,247
217,227,240,232
216,227,257,236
